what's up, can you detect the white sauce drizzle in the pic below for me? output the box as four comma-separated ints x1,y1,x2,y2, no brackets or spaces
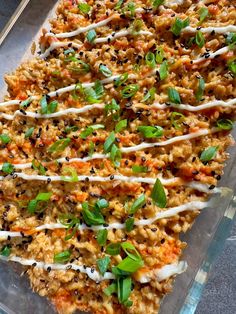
184,25,236,34
193,46,230,64
93,29,153,44
165,0,184,7
0,200,210,239
40,41,82,59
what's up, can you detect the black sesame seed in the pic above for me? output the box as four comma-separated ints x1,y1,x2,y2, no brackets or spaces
209,185,215,190
110,175,114,180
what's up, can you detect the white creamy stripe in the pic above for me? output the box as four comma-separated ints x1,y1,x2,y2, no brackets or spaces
193,46,230,64
0,200,210,239
184,25,236,34
93,29,153,44
40,41,82,59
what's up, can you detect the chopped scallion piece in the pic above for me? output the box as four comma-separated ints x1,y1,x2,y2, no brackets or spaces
20,97,32,108
1,162,14,174
82,202,105,226
121,84,139,98
25,127,35,139
54,250,71,263
159,60,168,80
216,119,233,131
142,87,156,103
32,159,46,175
97,229,108,246
0,245,11,257
97,256,110,275
228,59,236,75
104,131,116,153
87,29,97,43
114,73,128,87
152,0,164,8
137,125,163,138
151,178,167,208
132,165,148,173
105,99,120,121
125,217,134,232
115,0,124,10
198,7,209,25
170,112,185,130
155,46,164,64
61,167,78,182
78,3,91,14
145,52,156,68
48,138,71,153
0,134,11,144
195,77,205,101
99,64,112,77
195,31,205,48
115,119,127,133
168,87,181,104
200,146,218,162
110,144,122,167
129,194,145,215
171,17,190,36
80,124,104,139
106,243,121,255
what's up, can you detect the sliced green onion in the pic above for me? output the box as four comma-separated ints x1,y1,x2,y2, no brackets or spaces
48,138,71,153
40,95,48,114
228,59,236,75
159,60,168,80
2,162,14,174
200,146,218,162
20,97,32,108
115,0,124,10
117,256,143,273
152,0,164,8
110,144,122,167
117,277,132,304
132,165,148,173
142,87,156,103
170,112,185,129
114,73,128,87
105,99,120,121
25,127,35,139
131,19,143,35
27,192,52,214
97,256,110,275
126,2,135,17
69,60,90,74
130,194,145,215
65,126,79,134
171,17,190,36
0,134,11,144
155,46,164,64
115,119,127,133
216,119,233,130
226,33,236,50
58,214,80,241
151,178,167,208
168,87,181,104
61,167,79,182
0,245,11,257
47,100,58,114
82,202,105,226
106,243,121,256
97,229,108,246
87,29,97,43
99,64,112,77
94,80,104,98
78,2,91,14
84,86,102,103
32,159,46,175
80,124,104,139
54,250,71,263
145,52,156,68
95,198,109,210
104,131,116,153
198,7,209,25
104,283,117,296
195,77,205,101
36,192,52,202
121,84,139,98
89,141,95,156
137,125,163,138
125,217,134,232
64,48,75,55
195,31,205,48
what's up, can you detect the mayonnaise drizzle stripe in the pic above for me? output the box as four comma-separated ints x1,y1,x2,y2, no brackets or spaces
184,25,236,34
193,46,230,64
0,200,209,239
1,98,235,120
40,41,82,59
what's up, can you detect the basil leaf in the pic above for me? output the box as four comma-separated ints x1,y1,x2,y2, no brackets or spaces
130,194,145,215
200,146,218,162
168,87,181,104
97,229,108,246
152,0,164,8
216,119,233,130
87,29,97,43
121,84,139,98
115,119,127,133
104,131,116,153
145,52,156,68
195,31,205,48
0,134,11,144
125,217,134,232
151,178,167,208
82,202,105,226
48,138,71,153
0,245,11,257
99,64,112,77
171,17,190,36
142,87,156,103
170,112,185,129
132,165,148,173
138,125,163,138
106,243,121,255
114,73,128,87
25,127,35,139
195,77,205,101
159,60,168,80
198,7,209,25
78,3,91,14
54,250,71,263
2,162,14,174
97,256,110,275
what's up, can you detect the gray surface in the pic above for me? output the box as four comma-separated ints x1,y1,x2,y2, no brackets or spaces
0,1,235,314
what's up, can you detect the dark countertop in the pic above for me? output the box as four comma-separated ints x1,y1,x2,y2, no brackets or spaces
0,1,235,313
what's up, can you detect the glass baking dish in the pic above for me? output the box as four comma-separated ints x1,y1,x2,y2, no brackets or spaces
0,1,235,313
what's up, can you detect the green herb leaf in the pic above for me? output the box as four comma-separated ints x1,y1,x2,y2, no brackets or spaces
117,256,143,273
99,64,112,77
155,46,164,64
105,99,120,121
36,192,52,202
69,60,90,74
195,77,205,101
80,124,104,139
198,7,209,25
48,138,71,153
130,194,145,215
216,119,233,130
137,125,163,138
0,245,11,257
132,165,148,173
104,131,116,153
54,250,71,263
126,2,135,17
159,60,168,80
87,29,97,43
151,178,167,208
78,2,91,14
226,33,236,50
170,112,185,129
82,202,105,226
25,127,35,139
200,146,218,162
32,159,46,175
114,73,128,87
115,0,124,10
89,141,95,156
2,162,14,174
228,59,236,75
131,19,143,35
145,52,156,68
64,48,75,55
115,119,127,133
97,229,108,246
58,214,80,241
0,134,11,144
117,277,132,304
171,17,190,36
104,282,117,296
195,31,205,48
20,97,32,108
65,126,79,134
97,256,110,275
94,80,104,98
27,192,52,214
125,217,134,232
95,198,109,210
48,100,58,113
168,87,181,104
110,144,122,167
152,0,164,8
106,243,121,256
121,84,139,98
142,87,156,103
40,95,48,114
61,167,79,182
